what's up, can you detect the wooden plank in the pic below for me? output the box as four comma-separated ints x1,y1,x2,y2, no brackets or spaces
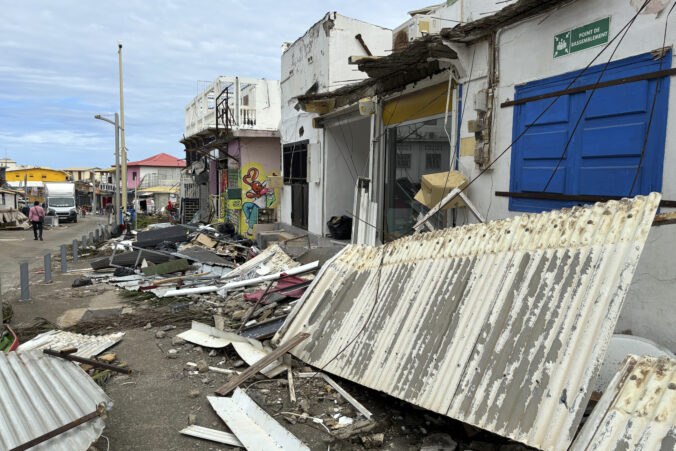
297,372,373,420
142,258,189,276
653,211,676,226
215,333,309,396
500,67,676,108
285,355,296,403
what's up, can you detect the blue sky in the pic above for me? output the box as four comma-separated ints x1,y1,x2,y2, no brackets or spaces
0,1,433,169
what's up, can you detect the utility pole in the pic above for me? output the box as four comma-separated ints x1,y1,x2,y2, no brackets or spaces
114,113,120,222
94,113,121,224
118,41,128,218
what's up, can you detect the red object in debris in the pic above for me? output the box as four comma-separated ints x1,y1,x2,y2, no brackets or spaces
5,325,19,352
244,276,309,304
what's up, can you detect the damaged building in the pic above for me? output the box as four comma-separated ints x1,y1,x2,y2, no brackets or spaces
180,76,281,236
284,0,676,350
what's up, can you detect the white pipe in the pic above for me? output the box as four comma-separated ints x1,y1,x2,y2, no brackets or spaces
161,261,319,298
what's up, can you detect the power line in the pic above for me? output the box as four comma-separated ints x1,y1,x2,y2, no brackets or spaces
542,1,645,192
411,0,654,233
629,1,676,197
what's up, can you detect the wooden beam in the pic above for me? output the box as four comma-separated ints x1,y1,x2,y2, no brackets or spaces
653,211,676,226
494,191,676,208
501,67,676,108
215,333,310,396
348,55,382,64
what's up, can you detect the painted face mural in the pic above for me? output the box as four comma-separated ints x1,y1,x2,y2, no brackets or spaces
240,163,278,238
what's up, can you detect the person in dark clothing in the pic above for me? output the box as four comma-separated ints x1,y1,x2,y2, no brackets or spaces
29,201,45,241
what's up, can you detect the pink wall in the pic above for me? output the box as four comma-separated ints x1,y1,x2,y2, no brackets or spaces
127,165,141,189
240,137,281,174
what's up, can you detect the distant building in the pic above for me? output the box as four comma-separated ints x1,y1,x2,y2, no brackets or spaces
5,167,69,203
181,77,281,236
126,153,186,190
61,167,101,183
0,158,21,171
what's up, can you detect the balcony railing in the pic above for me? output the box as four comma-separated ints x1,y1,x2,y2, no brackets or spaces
184,76,280,139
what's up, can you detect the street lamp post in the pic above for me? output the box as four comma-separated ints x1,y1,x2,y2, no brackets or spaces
118,42,128,218
94,113,121,224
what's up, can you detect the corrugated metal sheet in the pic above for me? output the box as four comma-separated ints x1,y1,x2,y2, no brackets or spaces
17,330,124,359
223,245,299,281
275,194,661,451
0,350,112,451
208,388,310,450
571,355,676,451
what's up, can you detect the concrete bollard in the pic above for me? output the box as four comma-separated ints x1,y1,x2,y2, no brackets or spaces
82,235,87,249
60,245,67,272
20,262,30,301
72,239,78,263
89,231,94,246
95,228,100,242
44,254,52,282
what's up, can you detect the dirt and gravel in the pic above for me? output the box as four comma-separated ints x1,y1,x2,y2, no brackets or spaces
2,223,535,451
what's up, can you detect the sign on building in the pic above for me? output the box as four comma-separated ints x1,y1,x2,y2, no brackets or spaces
554,17,610,58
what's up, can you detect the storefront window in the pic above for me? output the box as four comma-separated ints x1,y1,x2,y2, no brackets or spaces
384,117,451,242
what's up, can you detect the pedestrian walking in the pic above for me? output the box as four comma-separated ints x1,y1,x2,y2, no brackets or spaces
29,201,45,241
106,202,114,225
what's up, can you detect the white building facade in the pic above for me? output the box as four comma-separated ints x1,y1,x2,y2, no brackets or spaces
279,12,392,235
294,0,676,349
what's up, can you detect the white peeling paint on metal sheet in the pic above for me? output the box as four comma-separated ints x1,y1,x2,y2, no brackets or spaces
178,321,249,348
0,350,112,451
571,354,676,451
231,341,288,378
208,389,310,450
178,321,288,376
179,425,243,447
274,194,661,451
223,245,299,281
17,330,124,359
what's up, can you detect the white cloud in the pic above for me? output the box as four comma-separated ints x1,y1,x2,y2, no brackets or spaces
0,0,425,168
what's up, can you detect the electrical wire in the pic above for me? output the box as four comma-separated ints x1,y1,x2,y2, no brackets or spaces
628,1,676,197
434,48,476,227
299,251,386,385
411,0,654,232
542,1,646,192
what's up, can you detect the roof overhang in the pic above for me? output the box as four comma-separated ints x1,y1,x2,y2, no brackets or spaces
298,34,457,113
440,0,575,43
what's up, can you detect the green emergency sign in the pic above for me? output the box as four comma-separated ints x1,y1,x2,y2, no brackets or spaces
554,17,610,58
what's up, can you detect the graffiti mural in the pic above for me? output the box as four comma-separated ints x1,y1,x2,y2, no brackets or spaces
239,163,278,238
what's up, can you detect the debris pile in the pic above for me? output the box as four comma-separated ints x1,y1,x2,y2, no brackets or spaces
5,196,673,450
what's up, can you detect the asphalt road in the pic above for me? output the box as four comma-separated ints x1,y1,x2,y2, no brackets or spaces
0,215,107,290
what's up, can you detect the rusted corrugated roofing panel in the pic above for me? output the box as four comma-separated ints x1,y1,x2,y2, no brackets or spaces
275,194,661,451
571,355,676,451
0,350,112,451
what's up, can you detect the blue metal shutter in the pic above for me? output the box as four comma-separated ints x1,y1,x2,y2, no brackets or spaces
509,51,670,212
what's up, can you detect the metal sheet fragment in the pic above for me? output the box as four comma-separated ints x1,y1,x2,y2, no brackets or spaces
17,330,124,359
208,388,310,450
179,425,243,447
274,194,661,450
571,354,676,451
0,350,112,451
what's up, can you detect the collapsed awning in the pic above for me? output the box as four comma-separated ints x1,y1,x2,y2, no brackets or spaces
274,193,661,450
298,34,457,113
